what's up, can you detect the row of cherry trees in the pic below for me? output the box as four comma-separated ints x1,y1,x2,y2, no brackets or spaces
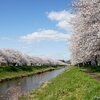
0,49,65,66
71,0,100,66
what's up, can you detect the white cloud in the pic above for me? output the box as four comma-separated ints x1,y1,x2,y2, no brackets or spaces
20,10,74,43
47,10,75,31
20,29,70,43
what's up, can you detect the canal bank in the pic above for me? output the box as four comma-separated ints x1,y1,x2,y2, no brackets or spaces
0,67,66,100
20,67,100,100
0,66,65,83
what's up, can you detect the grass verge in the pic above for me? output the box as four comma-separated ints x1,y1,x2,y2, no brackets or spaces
20,67,100,100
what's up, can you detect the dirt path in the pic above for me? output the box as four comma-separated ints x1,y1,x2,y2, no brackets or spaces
80,68,100,81
84,70,100,81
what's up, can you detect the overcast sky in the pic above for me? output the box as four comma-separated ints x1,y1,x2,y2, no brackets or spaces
0,0,74,60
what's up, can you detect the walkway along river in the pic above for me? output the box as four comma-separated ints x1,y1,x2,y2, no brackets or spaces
0,67,66,100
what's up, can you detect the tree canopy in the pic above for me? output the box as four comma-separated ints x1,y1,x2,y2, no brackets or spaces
71,0,100,65
0,49,65,66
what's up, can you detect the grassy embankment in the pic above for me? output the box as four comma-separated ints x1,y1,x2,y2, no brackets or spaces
21,66,100,100
0,65,63,82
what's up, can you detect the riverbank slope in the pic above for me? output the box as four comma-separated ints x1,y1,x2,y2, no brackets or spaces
21,66,100,100
0,66,64,82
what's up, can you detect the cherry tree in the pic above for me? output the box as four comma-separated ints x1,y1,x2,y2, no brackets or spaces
0,49,66,66
71,0,100,66
0,56,7,66
0,49,29,66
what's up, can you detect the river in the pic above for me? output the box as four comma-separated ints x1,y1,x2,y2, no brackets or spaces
0,67,66,100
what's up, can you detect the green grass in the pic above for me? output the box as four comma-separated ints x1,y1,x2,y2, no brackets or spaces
20,67,100,100
79,66,100,75
0,66,63,80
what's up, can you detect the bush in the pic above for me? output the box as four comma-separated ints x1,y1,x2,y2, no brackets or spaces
20,66,33,71
5,66,21,72
0,66,33,72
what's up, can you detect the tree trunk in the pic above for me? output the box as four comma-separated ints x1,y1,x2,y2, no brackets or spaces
95,55,98,66
88,61,91,66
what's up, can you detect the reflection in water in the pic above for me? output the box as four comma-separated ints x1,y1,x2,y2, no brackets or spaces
2,86,21,100
0,68,66,100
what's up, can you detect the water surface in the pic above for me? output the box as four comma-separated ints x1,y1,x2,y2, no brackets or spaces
0,67,66,100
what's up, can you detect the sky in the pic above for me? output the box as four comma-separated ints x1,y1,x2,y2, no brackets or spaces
0,0,74,60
